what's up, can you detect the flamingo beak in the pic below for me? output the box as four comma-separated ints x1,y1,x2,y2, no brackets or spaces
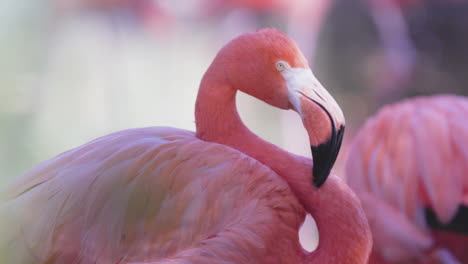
281,67,345,188
311,119,345,188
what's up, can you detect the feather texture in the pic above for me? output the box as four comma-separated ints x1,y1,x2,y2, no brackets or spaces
1,127,305,264
346,95,468,263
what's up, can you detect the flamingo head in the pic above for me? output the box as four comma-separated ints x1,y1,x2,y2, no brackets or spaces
220,28,345,187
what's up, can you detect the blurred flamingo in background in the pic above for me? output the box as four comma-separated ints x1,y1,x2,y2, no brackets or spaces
53,0,172,35
199,0,334,60
0,29,371,263
345,95,468,263
201,0,417,65
362,0,418,104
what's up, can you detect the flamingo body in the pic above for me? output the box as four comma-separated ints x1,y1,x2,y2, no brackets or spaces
1,127,305,263
346,95,468,263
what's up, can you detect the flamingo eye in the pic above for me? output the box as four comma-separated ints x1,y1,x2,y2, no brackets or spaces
275,61,289,72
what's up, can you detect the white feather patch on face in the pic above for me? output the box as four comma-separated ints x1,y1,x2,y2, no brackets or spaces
280,67,314,115
279,66,345,126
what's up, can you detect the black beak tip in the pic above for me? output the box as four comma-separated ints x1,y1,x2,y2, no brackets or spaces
311,125,345,188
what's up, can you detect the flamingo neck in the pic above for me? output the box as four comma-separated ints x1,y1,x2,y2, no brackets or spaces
300,176,372,263
194,66,371,263
194,63,309,186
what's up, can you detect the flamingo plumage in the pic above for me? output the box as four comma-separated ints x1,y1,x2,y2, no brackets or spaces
0,28,371,263
345,95,468,263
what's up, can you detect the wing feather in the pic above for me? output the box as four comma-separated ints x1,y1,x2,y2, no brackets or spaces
1,127,304,264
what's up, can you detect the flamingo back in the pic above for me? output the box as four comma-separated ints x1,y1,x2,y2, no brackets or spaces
345,95,468,263
0,127,306,264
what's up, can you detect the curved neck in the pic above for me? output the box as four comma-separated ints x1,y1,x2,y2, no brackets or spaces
194,66,371,263
300,176,372,263
195,63,310,185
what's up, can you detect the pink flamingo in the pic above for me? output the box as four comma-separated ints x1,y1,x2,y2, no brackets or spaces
0,29,371,263
345,95,468,263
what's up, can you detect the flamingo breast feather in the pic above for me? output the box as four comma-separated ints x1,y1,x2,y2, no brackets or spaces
0,127,305,264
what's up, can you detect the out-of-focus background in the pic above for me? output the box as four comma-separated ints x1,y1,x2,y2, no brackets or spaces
1,0,467,251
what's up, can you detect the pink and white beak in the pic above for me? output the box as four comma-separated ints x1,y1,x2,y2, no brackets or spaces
280,64,345,187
